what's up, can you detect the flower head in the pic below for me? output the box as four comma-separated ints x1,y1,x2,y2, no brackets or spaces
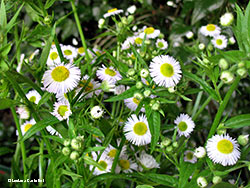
138,151,160,171
18,119,36,136
200,24,221,37
26,90,41,104
212,35,228,49
90,106,104,119
174,113,195,137
52,101,72,121
184,150,197,163
156,39,168,50
104,8,123,18
96,65,122,84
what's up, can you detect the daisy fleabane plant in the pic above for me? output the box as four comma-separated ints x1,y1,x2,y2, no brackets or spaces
42,62,81,95
149,55,182,88
123,114,151,146
206,134,241,166
174,113,195,137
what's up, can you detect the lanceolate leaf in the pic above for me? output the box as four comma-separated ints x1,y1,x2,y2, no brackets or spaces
149,111,161,152
0,98,21,110
224,114,250,129
105,86,137,102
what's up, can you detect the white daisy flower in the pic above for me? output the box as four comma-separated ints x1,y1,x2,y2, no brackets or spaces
200,24,221,37
121,36,135,50
114,85,126,95
47,47,61,67
206,134,241,166
61,45,77,61
139,26,160,39
185,31,194,39
104,144,126,160
117,155,138,173
211,35,228,49
77,47,86,56
149,55,182,88
55,93,69,103
184,150,197,164
103,8,123,18
138,151,160,171
52,101,72,121
133,36,144,46
124,97,145,112
156,39,168,50
91,152,112,175
26,90,41,104
126,5,136,14
18,119,36,136
174,113,195,137
220,12,234,26
123,114,151,146
16,105,30,120
76,75,101,99
96,65,122,84
90,106,104,119
42,62,81,95
46,125,62,138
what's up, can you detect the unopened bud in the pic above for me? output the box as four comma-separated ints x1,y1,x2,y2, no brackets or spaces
62,147,71,156
70,151,80,160
238,61,245,68
161,138,171,147
198,43,205,50
237,135,249,146
134,92,143,100
186,31,194,39
143,89,151,97
166,146,173,153
197,176,208,188
121,17,127,25
127,68,135,77
44,15,52,25
127,15,134,24
237,68,248,78
220,71,234,84
219,58,228,70
71,138,83,151
140,69,149,78
212,176,222,184
64,139,71,147
136,81,143,89
194,147,206,158
172,141,178,148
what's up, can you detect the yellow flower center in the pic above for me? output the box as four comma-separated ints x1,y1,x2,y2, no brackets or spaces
135,37,143,45
29,96,36,103
98,160,108,171
24,123,33,132
108,8,117,13
157,42,164,48
178,121,187,132
105,68,117,76
217,139,234,154
186,152,194,160
160,63,174,77
50,52,58,60
57,105,68,117
133,122,147,136
79,80,94,92
206,24,216,32
216,39,223,45
78,47,85,54
132,97,140,105
64,50,72,56
108,149,117,158
144,27,155,35
51,66,70,82
119,159,130,170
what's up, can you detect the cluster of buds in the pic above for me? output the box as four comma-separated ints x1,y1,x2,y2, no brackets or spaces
62,136,84,161
160,138,179,153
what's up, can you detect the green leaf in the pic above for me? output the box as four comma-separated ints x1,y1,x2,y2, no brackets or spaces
44,135,64,144
59,168,82,178
105,86,137,102
6,3,24,33
224,114,250,129
21,116,60,142
149,111,161,152
210,182,237,188
84,146,106,153
0,147,13,156
81,124,104,137
0,98,21,110
179,158,197,188
191,0,225,25
136,185,154,188
0,43,11,56
83,155,105,171
45,0,56,9
183,71,219,101
140,173,177,187
106,51,129,74
37,92,53,108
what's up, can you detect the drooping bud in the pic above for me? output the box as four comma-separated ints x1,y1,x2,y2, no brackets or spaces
218,58,228,70
237,135,249,146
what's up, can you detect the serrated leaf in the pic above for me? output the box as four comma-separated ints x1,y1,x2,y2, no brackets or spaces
105,86,137,102
21,116,60,142
0,98,21,110
224,114,250,128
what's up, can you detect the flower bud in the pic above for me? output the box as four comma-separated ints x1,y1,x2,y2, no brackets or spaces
185,31,194,39
166,146,173,153
98,18,105,29
229,37,236,45
212,176,222,184
219,58,228,70
136,81,143,89
145,40,151,45
238,61,245,68
237,135,249,146
161,138,171,147
198,43,205,50
220,12,234,26
152,101,160,111
76,135,84,142
62,147,71,156
207,43,213,51
44,15,52,25
194,147,206,158
64,139,71,147
172,141,178,148
70,151,80,160
127,15,134,24
143,89,151,97
140,69,149,78
197,176,208,188
71,138,83,151
121,17,127,25
134,92,143,100
220,71,234,84
237,68,248,78
101,80,115,92
117,22,123,29
158,33,164,39
127,68,135,77
168,86,176,93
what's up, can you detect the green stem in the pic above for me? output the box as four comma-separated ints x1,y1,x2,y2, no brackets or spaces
207,76,241,139
10,107,28,188
191,90,203,118
39,140,44,186
71,0,90,62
